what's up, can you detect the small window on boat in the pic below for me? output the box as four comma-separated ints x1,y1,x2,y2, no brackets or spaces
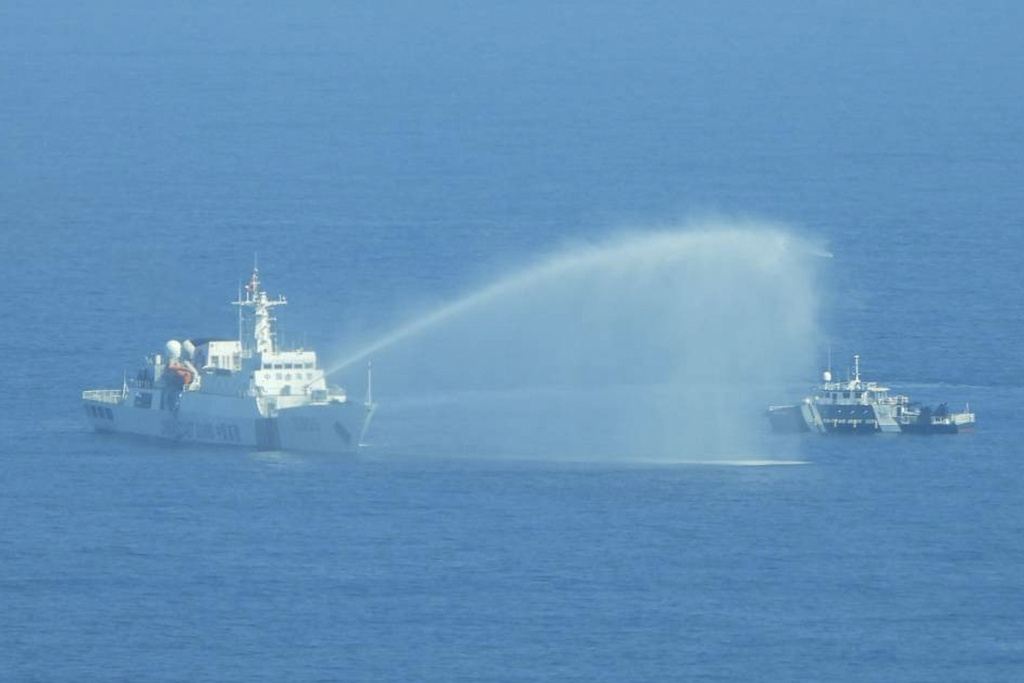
134,392,153,409
285,374,292,381
843,391,850,399
276,373,282,380
104,407,113,420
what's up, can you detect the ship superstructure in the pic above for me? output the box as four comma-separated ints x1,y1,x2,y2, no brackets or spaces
82,267,374,452
766,355,974,434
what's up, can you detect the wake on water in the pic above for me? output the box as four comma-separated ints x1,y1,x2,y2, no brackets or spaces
330,221,825,462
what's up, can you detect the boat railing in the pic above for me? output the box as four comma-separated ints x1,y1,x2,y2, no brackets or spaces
82,389,127,404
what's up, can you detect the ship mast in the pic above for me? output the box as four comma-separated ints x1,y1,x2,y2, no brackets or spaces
232,266,287,355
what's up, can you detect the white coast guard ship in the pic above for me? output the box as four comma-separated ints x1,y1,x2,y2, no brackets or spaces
82,267,374,452
766,355,975,434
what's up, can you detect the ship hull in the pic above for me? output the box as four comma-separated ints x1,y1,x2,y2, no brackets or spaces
897,420,972,435
766,405,810,433
84,393,373,453
766,402,972,435
767,405,884,434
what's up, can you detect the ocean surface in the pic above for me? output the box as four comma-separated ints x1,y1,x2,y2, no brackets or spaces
2,2,1024,681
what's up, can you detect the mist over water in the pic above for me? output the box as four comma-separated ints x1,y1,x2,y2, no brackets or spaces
334,221,823,461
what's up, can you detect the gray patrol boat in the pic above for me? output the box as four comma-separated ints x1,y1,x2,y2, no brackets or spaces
766,355,974,434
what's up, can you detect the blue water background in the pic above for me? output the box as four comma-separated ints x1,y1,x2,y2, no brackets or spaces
2,2,1024,680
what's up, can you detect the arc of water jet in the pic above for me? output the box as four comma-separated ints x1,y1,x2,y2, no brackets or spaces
325,247,598,375
324,228,814,376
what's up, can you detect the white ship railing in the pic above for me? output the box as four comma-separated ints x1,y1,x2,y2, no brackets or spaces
82,389,126,404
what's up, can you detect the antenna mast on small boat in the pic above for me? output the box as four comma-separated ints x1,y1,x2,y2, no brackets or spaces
366,360,374,407
237,280,243,344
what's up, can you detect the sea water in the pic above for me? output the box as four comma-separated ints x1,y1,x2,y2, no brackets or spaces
2,2,1024,681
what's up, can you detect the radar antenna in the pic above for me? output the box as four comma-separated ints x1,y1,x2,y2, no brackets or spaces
232,265,287,354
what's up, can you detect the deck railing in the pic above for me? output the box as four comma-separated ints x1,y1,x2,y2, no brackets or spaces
82,389,126,404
